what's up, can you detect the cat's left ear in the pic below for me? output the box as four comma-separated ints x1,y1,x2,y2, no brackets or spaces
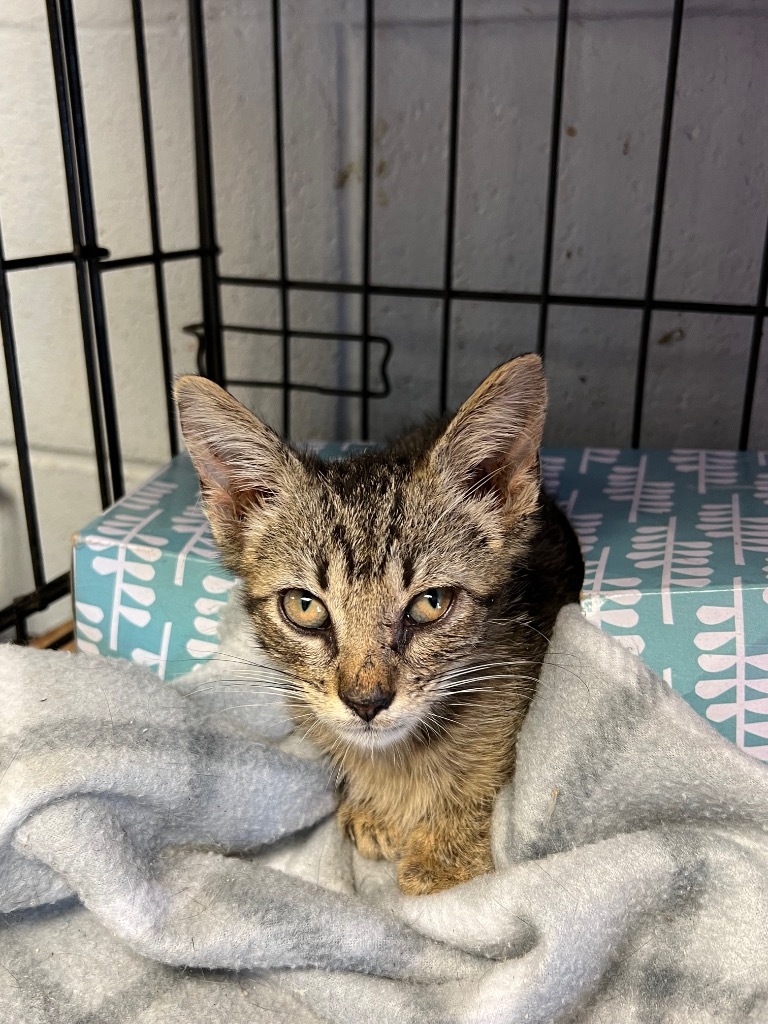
430,353,547,520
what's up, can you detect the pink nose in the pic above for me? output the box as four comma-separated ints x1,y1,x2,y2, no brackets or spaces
341,689,393,722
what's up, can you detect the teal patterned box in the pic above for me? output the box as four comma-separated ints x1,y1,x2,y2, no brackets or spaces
73,454,235,680
544,448,768,763
73,447,768,761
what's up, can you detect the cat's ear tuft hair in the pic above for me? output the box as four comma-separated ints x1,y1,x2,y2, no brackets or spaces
174,376,299,556
430,354,547,520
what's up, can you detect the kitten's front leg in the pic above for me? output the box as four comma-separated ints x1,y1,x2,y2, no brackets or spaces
396,807,494,895
337,799,404,862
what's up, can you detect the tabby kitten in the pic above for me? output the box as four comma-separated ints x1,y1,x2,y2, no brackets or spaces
175,354,584,895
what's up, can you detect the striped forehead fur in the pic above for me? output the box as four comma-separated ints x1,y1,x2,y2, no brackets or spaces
314,447,511,579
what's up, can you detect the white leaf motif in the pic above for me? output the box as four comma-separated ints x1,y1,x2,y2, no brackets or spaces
187,638,220,659
694,631,736,651
75,602,104,624
121,583,155,607
77,622,102,643
193,616,219,637
697,605,735,625
120,607,151,628
698,654,739,673
203,575,235,595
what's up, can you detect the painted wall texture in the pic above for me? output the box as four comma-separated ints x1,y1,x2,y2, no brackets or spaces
1,0,767,633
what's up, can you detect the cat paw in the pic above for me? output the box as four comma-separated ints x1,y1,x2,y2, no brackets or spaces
336,803,402,862
397,833,493,895
397,853,474,895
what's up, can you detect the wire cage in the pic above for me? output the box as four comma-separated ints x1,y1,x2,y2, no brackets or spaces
1,0,767,645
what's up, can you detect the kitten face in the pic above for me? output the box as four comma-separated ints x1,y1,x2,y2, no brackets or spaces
232,459,536,748
175,355,548,751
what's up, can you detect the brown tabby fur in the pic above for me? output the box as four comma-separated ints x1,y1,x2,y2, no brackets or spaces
175,355,584,895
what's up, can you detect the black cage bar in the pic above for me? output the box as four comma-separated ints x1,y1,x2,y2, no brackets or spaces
1,0,766,643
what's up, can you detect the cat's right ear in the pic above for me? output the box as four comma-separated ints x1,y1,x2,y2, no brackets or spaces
174,376,298,554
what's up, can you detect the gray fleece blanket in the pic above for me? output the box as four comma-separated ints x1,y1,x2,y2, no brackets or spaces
1,594,768,1024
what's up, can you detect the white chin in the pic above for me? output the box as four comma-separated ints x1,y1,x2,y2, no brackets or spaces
340,719,414,750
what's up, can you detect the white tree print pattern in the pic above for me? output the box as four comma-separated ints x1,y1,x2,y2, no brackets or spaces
75,600,105,655
131,621,173,679
604,456,674,523
696,494,768,566
582,545,645,654
562,490,602,555
755,469,768,508
668,449,738,495
186,574,236,662
81,477,177,652
118,478,178,513
627,518,713,624
695,577,768,761
540,454,566,494
171,502,219,585
578,448,619,475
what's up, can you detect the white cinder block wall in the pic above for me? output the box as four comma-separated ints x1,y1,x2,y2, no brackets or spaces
1,0,767,635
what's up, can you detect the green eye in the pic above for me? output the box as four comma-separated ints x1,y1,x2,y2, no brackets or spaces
281,589,330,630
406,587,454,625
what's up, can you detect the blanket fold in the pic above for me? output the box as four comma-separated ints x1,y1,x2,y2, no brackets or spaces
1,599,767,1023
